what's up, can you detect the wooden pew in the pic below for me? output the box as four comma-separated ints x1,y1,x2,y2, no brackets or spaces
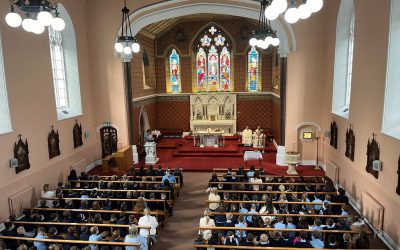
209,181,325,186
204,200,346,206
194,245,384,250
0,236,140,249
215,190,336,195
198,226,367,234
208,212,348,219
13,221,151,231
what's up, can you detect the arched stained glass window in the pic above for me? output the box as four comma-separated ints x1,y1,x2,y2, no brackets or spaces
208,46,219,92
196,48,207,91
247,47,260,91
167,49,181,93
194,25,232,92
220,47,231,92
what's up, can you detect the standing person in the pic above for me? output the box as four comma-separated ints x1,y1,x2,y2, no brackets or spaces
199,208,215,241
124,224,148,250
41,184,56,208
88,226,102,250
138,208,159,239
207,187,220,211
68,169,78,188
162,170,176,183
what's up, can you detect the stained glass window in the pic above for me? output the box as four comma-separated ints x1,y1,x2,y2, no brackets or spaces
247,47,260,92
220,47,231,92
208,46,219,92
194,25,232,92
196,48,207,91
168,49,181,93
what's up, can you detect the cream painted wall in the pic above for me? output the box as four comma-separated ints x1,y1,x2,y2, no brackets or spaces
0,0,100,220
321,0,400,246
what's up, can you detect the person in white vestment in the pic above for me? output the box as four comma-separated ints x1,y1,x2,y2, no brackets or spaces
242,126,253,146
138,208,159,238
252,126,265,148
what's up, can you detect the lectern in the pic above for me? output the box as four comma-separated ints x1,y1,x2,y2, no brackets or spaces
145,142,159,165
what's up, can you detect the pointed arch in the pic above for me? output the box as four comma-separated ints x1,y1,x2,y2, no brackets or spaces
138,106,150,145
247,46,261,92
0,29,12,134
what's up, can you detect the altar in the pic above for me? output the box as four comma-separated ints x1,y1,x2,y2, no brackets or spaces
193,131,224,147
190,93,237,135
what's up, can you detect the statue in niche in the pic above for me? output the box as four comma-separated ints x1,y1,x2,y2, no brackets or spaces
73,120,83,148
224,98,232,119
330,120,338,149
48,126,61,159
396,155,400,195
365,133,380,179
14,135,30,174
345,126,355,161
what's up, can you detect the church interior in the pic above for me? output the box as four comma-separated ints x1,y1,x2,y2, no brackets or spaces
0,0,399,249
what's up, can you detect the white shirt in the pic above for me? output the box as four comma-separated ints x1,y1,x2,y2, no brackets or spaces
41,190,56,207
208,193,220,210
199,216,215,240
249,177,262,191
138,215,158,237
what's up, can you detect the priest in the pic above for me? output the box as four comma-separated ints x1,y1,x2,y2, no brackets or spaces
252,126,265,148
242,126,253,146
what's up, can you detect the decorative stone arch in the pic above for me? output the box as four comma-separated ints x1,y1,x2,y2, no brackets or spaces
294,121,322,165
138,106,150,146
162,44,184,58
96,123,120,132
117,0,297,57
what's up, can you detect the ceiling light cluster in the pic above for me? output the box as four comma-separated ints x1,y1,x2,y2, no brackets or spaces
265,0,324,24
114,0,140,56
5,0,65,34
249,0,280,49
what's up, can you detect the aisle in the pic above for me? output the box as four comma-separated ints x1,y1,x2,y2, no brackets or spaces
153,172,210,250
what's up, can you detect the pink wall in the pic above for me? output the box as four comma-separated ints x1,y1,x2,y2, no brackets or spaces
320,0,400,245
0,0,100,220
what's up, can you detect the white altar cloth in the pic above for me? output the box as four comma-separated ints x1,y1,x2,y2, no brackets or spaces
243,151,263,161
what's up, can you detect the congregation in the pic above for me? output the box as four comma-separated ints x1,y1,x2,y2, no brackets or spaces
0,167,183,250
195,167,370,249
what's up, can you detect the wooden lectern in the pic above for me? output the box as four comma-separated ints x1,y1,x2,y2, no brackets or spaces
102,145,133,172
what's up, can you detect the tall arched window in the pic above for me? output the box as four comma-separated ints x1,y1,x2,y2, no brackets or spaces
332,0,355,119
142,50,151,89
247,47,261,92
0,31,12,134
166,49,181,93
49,4,82,120
382,0,400,139
194,25,232,92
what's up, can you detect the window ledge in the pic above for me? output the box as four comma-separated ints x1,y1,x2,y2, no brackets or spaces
332,109,349,119
57,108,82,121
0,129,13,136
144,84,152,90
381,126,400,141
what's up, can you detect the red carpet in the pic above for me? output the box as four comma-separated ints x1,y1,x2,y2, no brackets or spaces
89,138,325,177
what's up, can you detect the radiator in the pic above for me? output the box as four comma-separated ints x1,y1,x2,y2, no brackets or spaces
8,186,34,218
361,192,384,230
71,159,87,173
326,161,340,183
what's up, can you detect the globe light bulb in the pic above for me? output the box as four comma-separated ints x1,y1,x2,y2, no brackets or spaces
249,37,258,47
32,20,45,34
51,17,65,31
285,7,300,24
265,36,274,45
298,4,312,19
37,10,52,26
307,0,324,13
5,12,22,28
272,37,280,46
256,39,264,48
265,6,279,20
124,46,132,55
132,42,140,53
22,18,34,32
114,42,124,53
261,41,269,50
272,0,288,14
